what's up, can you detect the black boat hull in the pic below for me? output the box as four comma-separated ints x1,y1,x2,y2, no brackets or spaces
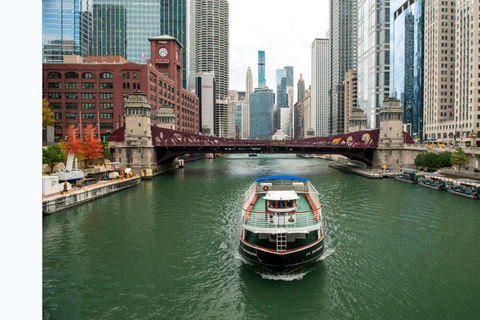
239,237,325,274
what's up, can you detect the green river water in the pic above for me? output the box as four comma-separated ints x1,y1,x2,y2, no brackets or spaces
43,154,480,319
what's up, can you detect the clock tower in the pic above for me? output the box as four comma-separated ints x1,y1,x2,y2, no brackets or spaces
148,35,183,87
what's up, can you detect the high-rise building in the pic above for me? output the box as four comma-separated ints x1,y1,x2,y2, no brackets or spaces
195,72,216,135
276,69,288,108
343,69,358,134
303,86,312,137
453,0,480,146
242,67,253,139
249,87,275,139
390,0,423,140
195,0,230,137
294,74,306,139
284,66,294,137
90,1,192,89
258,51,266,87
90,4,127,58
357,0,390,129
329,0,357,135
43,0,93,63
312,38,330,137
423,0,456,144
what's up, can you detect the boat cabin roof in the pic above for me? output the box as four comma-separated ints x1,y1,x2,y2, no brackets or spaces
255,175,308,182
400,168,418,172
456,178,480,184
263,190,299,201
422,173,445,177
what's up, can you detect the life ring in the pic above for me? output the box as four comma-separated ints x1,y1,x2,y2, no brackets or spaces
263,185,269,192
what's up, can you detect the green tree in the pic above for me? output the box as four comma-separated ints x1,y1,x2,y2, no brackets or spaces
423,153,440,170
451,147,469,171
101,141,111,160
437,151,452,168
42,99,54,129
414,153,425,168
42,144,66,173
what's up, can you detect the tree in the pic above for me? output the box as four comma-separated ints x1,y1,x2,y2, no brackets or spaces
451,147,469,171
65,125,82,155
82,124,103,164
42,99,54,129
414,153,425,168
437,151,452,168
42,144,66,173
101,141,111,160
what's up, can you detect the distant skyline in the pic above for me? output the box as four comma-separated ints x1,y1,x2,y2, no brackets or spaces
229,1,329,95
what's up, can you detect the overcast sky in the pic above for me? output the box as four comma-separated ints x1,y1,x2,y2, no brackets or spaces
229,0,330,96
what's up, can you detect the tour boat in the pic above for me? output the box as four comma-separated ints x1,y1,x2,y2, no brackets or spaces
248,153,258,157
239,175,325,274
392,168,418,184
446,179,480,199
416,173,446,190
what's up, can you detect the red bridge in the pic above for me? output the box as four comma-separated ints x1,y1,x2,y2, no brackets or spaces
109,127,414,166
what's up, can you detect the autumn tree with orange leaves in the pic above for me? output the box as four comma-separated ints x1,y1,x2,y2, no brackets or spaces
42,99,54,129
65,125,82,155
82,124,104,164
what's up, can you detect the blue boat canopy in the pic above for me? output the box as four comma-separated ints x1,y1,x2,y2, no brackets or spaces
255,175,308,182
400,168,418,172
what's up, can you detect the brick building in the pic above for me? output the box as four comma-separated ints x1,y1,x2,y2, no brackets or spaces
42,35,199,141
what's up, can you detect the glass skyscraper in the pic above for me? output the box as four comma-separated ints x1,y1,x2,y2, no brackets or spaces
90,4,127,57
91,0,191,88
42,0,93,63
390,0,423,138
249,87,275,139
258,51,266,87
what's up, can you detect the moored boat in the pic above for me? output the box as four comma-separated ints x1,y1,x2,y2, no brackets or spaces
392,168,418,184
239,175,325,274
248,153,258,157
416,173,446,190
445,179,480,199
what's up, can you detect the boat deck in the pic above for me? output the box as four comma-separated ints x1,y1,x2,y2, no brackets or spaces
243,193,320,230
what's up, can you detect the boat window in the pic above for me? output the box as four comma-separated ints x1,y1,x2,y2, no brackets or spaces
287,200,293,207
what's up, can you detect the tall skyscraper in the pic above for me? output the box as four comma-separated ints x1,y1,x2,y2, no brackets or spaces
357,0,390,129
90,4,127,58
284,66,294,137
195,0,230,137
329,0,357,135
195,72,216,135
276,69,288,109
42,0,93,63
343,69,358,133
258,51,266,87
90,0,192,89
294,74,306,139
423,0,456,143
312,38,330,137
390,0,423,139
242,66,253,139
249,87,275,139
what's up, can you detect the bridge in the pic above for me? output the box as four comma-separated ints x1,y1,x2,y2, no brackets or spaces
109,126,415,166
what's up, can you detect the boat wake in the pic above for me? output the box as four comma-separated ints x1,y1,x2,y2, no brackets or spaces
318,247,335,261
259,271,308,281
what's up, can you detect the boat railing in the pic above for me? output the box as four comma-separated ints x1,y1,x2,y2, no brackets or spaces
242,207,322,230
255,183,309,193
244,182,257,203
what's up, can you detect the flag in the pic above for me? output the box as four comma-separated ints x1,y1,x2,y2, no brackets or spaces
448,105,453,116
141,52,144,62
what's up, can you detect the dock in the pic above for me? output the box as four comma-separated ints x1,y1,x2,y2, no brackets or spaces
42,176,141,215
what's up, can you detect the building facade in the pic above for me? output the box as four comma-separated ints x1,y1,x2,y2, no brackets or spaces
249,87,275,139
390,0,423,140
195,72,216,135
329,0,357,135
90,4,127,58
343,69,358,134
294,74,306,139
423,0,456,144
43,0,93,63
312,38,330,137
357,0,390,129
195,0,230,137
43,36,199,141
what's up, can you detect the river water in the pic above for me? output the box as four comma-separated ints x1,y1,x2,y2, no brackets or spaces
43,154,480,319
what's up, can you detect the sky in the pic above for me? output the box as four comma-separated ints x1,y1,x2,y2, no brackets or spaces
229,0,330,97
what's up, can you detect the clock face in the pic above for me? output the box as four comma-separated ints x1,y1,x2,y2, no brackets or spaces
159,47,168,57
